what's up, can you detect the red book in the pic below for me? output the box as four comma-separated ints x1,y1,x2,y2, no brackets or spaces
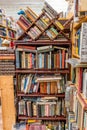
26,124,29,130
17,45,36,50
56,52,60,68
29,53,32,68
19,15,30,27
17,20,28,31
78,68,83,92
40,82,47,93
44,82,47,94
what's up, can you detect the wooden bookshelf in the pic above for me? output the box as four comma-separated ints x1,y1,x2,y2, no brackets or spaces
15,4,72,129
0,23,16,41
17,5,72,41
73,53,80,59
69,16,87,130
15,41,71,124
74,16,87,29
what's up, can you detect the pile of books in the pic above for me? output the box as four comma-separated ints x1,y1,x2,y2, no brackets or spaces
0,47,15,75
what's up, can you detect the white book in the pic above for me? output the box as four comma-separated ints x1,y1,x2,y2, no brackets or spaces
35,76,62,82
37,45,52,51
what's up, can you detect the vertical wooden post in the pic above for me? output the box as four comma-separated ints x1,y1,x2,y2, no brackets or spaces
0,76,15,130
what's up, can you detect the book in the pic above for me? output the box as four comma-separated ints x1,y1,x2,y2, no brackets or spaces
55,20,64,30
36,76,62,82
80,23,87,62
17,20,28,31
37,45,53,51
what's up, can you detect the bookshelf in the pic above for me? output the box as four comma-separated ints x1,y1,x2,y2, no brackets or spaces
15,40,71,129
17,3,73,41
66,16,87,130
15,2,72,130
0,24,16,40
72,16,87,58
0,9,16,47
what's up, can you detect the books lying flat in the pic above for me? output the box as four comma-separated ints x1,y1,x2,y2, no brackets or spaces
37,45,52,51
35,76,62,82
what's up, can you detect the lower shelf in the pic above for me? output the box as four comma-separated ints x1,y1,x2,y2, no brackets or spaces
18,115,66,121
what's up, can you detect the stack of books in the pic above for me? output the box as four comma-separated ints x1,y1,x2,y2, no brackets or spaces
0,47,15,75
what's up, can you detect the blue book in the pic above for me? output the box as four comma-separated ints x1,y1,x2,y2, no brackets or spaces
24,77,28,93
77,29,81,55
38,53,42,68
16,50,20,68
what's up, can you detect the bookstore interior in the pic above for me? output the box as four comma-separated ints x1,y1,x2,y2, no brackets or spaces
0,0,87,130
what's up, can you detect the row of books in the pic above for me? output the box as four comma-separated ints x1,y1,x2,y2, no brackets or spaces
17,7,38,31
67,111,78,130
17,15,31,31
18,98,65,117
16,51,36,69
16,45,69,69
0,14,5,26
13,121,65,130
0,11,16,29
18,74,65,94
0,27,6,36
25,7,38,22
36,14,50,31
74,22,87,62
43,2,58,19
76,68,87,99
80,22,87,62
0,27,16,39
65,82,87,130
46,27,58,40
7,29,16,38
29,122,65,130
28,25,42,40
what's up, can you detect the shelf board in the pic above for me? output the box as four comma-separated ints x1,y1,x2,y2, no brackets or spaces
77,93,87,109
72,53,80,59
8,37,16,40
0,24,16,32
16,68,69,74
0,24,6,28
17,92,65,97
0,35,16,40
0,35,7,39
74,16,87,29
15,40,71,46
18,115,66,121
7,27,16,32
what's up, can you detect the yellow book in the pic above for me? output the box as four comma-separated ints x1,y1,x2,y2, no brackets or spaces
55,21,64,30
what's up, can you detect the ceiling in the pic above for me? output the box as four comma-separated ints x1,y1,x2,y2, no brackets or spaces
0,0,45,19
